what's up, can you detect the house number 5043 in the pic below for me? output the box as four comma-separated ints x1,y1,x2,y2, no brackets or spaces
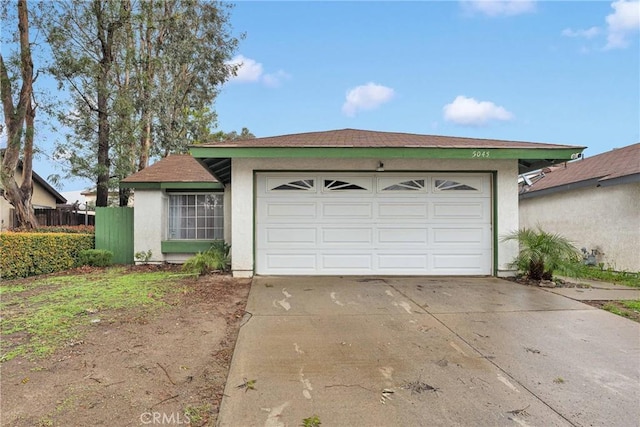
472,151,490,158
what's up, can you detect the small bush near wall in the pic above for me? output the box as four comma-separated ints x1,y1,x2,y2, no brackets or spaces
0,232,95,280
79,249,114,267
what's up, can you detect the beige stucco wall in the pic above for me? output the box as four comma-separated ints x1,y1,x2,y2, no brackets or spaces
520,182,640,272
231,157,520,278
0,175,59,230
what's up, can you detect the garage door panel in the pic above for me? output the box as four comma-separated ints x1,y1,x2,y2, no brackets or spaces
263,201,317,218
378,227,428,244
322,227,373,245
256,173,492,275
432,252,489,272
261,227,317,245
432,201,488,220
262,253,317,272
322,202,372,218
377,202,428,218
321,253,373,270
377,254,428,270
431,227,488,246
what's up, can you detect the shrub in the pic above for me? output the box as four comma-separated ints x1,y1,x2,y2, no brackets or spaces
16,225,95,234
0,232,95,279
501,227,581,281
134,250,153,264
78,249,114,267
182,241,231,276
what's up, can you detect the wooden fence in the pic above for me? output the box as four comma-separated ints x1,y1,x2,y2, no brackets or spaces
95,207,134,264
13,207,95,227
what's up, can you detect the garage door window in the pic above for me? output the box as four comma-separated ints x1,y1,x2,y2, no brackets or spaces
272,179,315,191
435,179,478,192
324,179,369,191
381,179,425,191
168,194,223,240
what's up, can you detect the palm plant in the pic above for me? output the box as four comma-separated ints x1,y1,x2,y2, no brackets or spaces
501,228,581,281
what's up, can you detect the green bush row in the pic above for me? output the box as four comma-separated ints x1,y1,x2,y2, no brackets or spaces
0,232,95,279
15,225,95,234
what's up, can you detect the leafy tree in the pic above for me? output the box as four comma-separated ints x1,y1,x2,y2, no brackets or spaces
209,127,255,142
41,0,241,206
0,0,38,229
501,227,581,281
42,0,128,207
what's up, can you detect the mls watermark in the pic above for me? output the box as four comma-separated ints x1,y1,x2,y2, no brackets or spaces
140,412,191,425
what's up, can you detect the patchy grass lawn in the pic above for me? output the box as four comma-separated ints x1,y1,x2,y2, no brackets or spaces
558,265,640,288
0,266,191,361
600,300,640,322
0,265,251,427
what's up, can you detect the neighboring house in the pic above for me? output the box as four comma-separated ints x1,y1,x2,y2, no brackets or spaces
122,129,584,278
519,143,640,272
0,163,67,230
81,188,133,207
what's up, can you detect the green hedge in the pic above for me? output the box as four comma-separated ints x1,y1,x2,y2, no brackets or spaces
0,232,95,280
78,249,113,267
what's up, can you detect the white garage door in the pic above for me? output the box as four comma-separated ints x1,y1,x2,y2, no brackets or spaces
256,173,492,275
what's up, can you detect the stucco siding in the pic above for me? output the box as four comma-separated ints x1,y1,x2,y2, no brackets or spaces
231,157,520,277
132,188,231,264
520,182,640,272
132,190,165,263
0,199,11,231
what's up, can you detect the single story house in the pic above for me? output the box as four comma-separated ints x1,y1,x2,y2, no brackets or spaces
519,143,639,272
121,129,585,278
0,160,67,230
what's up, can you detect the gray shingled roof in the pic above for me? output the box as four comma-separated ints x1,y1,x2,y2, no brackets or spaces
121,154,217,183
521,143,640,195
200,128,577,149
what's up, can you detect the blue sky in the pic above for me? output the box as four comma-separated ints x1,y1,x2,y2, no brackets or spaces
13,1,640,192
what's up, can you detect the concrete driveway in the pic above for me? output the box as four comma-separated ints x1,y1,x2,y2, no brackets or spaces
217,277,640,427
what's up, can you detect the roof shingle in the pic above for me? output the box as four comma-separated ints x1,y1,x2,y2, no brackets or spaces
523,143,640,193
121,154,217,183
198,128,579,149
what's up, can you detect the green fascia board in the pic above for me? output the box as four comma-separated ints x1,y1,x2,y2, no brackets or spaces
190,146,585,161
120,181,224,190
161,240,218,253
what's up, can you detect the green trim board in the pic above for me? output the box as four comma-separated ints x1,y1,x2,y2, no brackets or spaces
492,171,498,276
161,240,218,254
191,146,584,161
120,181,224,190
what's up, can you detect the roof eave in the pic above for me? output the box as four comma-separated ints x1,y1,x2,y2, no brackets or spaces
519,173,640,199
190,146,585,180
119,181,224,190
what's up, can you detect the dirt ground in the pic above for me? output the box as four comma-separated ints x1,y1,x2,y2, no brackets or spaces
0,269,251,427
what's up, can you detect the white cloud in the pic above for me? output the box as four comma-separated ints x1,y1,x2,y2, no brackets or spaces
227,55,263,83
605,0,640,49
561,26,601,39
462,0,536,17
342,82,395,117
226,54,290,87
263,70,291,88
443,95,514,126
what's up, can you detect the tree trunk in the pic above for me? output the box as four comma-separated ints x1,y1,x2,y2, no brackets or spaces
528,259,545,281
0,0,38,229
94,0,116,207
138,110,152,170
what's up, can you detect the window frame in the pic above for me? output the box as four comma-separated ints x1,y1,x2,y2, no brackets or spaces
166,191,224,241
